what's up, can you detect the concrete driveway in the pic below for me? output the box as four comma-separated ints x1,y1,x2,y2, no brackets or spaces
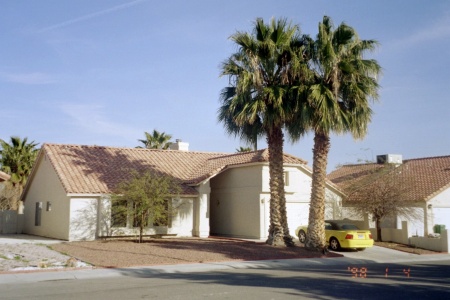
333,245,449,264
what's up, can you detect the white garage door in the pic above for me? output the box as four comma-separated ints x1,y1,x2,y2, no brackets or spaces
286,203,309,237
433,208,450,232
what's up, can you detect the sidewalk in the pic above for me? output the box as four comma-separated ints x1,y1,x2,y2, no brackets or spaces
0,234,64,245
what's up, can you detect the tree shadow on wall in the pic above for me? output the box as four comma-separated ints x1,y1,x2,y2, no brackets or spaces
63,146,193,240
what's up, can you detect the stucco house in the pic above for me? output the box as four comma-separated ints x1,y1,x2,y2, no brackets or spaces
21,142,341,241
328,154,450,237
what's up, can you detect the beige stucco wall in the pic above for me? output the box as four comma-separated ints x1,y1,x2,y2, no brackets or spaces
210,164,263,239
171,198,194,236
209,164,337,239
193,182,210,237
23,154,71,240
395,205,425,237
430,187,450,208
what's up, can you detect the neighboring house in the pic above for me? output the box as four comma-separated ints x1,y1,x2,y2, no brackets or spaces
328,154,450,237
21,142,342,241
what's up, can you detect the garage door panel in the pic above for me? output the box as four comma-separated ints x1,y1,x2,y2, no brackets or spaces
286,203,309,236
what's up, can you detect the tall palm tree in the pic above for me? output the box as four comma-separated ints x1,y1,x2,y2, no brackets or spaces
292,16,381,251
218,90,264,151
218,18,309,246
137,130,172,150
0,136,39,209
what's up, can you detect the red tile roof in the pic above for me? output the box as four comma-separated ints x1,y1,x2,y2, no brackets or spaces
328,155,450,202
34,143,308,196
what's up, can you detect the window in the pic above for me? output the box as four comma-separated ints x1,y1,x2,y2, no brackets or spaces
111,200,128,227
133,202,149,228
284,172,289,186
35,202,42,226
153,199,170,226
110,199,172,228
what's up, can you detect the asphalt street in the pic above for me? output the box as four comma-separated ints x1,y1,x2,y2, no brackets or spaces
0,259,449,299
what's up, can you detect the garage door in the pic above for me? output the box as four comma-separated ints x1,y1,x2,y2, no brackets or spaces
433,208,450,232
286,202,309,237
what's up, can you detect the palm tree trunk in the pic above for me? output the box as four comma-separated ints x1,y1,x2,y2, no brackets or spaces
10,185,23,211
265,127,294,246
305,131,330,251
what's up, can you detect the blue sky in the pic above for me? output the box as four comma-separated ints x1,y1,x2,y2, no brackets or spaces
1,0,449,171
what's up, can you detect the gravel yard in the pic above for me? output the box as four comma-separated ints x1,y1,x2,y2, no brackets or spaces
0,242,88,272
1,237,339,272
50,238,339,268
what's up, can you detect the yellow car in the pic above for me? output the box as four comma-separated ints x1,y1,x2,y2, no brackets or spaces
295,220,374,251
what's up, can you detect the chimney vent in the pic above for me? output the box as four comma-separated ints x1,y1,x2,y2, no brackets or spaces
169,139,189,151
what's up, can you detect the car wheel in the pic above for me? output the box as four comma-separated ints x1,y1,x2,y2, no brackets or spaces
356,248,366,251
298,230,306,243
329,237,341,251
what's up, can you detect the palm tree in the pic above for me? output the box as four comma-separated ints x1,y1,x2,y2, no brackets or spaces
235,146,253,153
137,130,172,149
293,16,381,251
218,18,309,246
218,91,264,152
0,136,39,210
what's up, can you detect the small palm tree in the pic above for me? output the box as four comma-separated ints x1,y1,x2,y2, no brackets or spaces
137,130,172,150
0,136,39,210
235,146,253,153
218,18,310,246
293,16,381,251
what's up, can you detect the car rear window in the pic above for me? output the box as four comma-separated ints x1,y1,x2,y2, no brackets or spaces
340,224,359,230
